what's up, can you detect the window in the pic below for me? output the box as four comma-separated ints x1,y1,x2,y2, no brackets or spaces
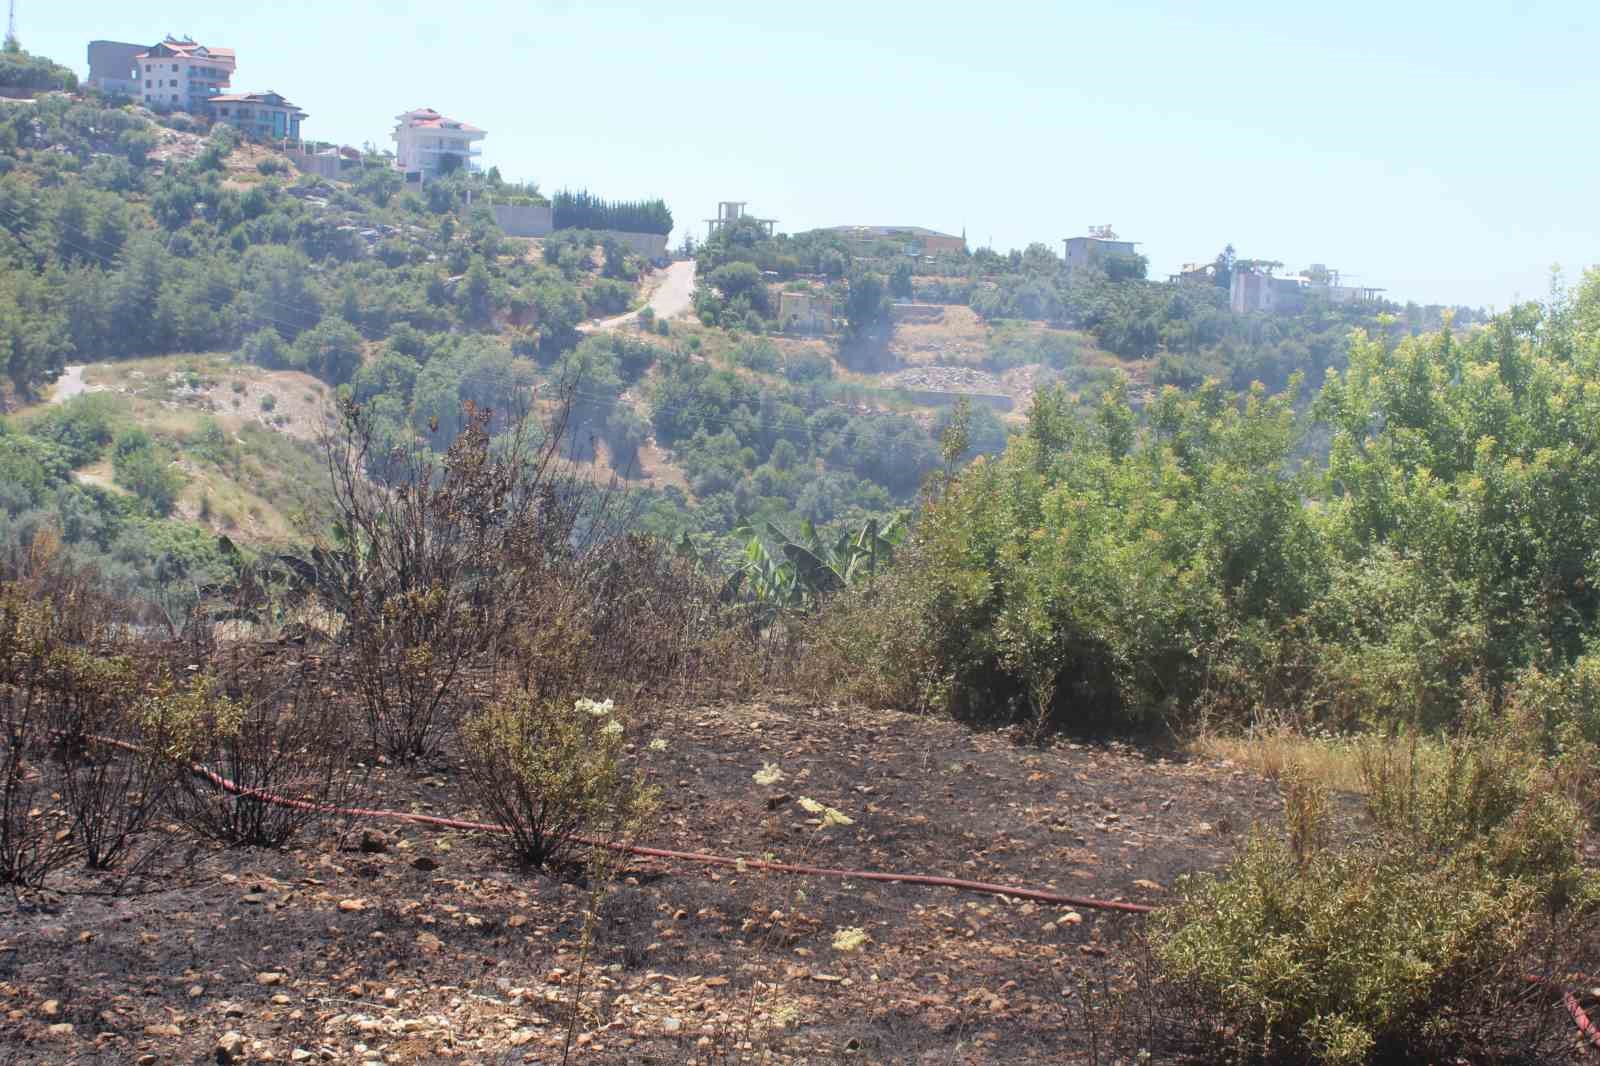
170,79,178,87
172,63,179,71
144,64,151,72
219,107,229,116
145,80,151,88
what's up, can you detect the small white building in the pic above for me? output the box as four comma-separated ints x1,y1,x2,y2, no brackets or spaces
391,108,485,183
134,36,235,113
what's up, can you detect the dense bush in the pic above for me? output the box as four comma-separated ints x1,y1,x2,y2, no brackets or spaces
551,189,672,235
830,274,1600,738
1153,736,1598,1065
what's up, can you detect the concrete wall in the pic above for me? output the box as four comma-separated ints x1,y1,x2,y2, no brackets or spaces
287,150,341,179
595,230,669,260
889,302,946,323
490,204,554,237
1064,237,1138,271
87,41,144,96
777,290,834,333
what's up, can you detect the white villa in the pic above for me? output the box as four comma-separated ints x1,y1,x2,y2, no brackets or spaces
391,108,485,183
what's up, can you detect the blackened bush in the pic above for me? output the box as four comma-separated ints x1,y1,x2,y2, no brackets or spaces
164,660,356,846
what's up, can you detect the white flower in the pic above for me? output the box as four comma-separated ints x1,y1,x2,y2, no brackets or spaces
576,698,615,718
647,738,668,752
831,927,869,952
752,763,785,787
601,719,624,737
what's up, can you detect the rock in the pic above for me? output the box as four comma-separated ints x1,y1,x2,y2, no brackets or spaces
188,985,205,999
662,1016,682,1033
138,1056,158,1065
291,1052,313,1063
357,830,389,854
409,857,438,872
46,1022,73,1037
145,1022,182,1037
257,972,286,986
39,999,60,1018
216,1030,246,1063
337,898,368,912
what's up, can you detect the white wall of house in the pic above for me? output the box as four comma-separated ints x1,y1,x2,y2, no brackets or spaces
136,44,235,112
392,109,486,181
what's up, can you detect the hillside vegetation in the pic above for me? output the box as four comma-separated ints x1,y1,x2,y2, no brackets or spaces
0,51,1596,1066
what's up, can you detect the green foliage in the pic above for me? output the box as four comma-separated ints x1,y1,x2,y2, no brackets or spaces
1153,736,1597,1065
551,189,672,235
0,45,77,92
112,429,184,517
463,694,658,867
844,270,889,337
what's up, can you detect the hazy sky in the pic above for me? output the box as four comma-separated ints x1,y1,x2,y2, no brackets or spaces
31,0,1599,308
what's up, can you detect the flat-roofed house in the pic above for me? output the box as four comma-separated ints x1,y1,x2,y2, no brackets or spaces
208,91,307,142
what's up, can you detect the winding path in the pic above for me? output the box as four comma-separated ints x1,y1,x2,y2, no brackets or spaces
51,364,88,404
582,259,697,334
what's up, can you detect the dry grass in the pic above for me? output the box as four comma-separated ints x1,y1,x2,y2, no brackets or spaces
1190,725,1447,795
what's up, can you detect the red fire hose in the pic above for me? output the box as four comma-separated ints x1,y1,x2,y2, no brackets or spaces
87,734,1600,1053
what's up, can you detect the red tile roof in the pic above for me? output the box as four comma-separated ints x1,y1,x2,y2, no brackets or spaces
399,108,483,134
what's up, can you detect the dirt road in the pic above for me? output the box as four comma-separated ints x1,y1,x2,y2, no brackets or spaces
583,259,697,334
51,365,88,404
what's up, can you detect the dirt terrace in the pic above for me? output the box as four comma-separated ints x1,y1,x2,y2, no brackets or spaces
0,697,1284,1064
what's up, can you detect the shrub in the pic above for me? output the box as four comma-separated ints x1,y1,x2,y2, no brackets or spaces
1153,737,1598,1065
0,588,76,886
321,397,590,762
463,693,657,868
164,661,356,846
57,653,185,872
111,430,184,516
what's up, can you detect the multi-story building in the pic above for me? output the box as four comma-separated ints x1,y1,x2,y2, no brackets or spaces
134,36,235,113
209,91,306,142
391,108,484,182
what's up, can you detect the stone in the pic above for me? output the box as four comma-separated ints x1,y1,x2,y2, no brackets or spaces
257,972,286,986
145,1022,182,1037
291,1052,313,1063
662,1016,682,1033
46,1023,73,1037
215,1030,246,1063
338,899,367,912
39,999,60,1018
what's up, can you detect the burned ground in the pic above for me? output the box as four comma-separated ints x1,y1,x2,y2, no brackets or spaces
0,691,1297,1064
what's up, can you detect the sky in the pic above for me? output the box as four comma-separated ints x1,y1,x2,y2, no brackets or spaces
29,0,1600,309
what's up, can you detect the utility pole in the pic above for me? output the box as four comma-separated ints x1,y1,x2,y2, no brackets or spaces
6,0,16,46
